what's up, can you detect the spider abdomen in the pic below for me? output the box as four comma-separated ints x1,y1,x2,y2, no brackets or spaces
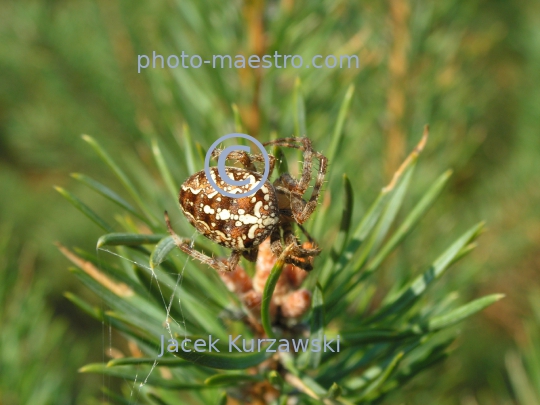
179,167,280,250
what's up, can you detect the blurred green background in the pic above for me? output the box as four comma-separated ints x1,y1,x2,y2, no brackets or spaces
1,0,539,403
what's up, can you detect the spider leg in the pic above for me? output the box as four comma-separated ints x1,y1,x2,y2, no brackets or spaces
165,211,239,272
249,153,276,178
282,222,321,258
269,226,283,257
296,223,316,243
292,148,327,224
263,137,312,193
241,248,259,262
270,222,320,271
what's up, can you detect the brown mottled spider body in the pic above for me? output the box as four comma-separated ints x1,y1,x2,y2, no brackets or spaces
165,137,328,272
179,167,280,251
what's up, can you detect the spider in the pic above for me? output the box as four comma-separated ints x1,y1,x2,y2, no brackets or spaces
165,137,328,272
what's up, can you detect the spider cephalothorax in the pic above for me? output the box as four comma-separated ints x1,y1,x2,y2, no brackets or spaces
165,137,327,272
